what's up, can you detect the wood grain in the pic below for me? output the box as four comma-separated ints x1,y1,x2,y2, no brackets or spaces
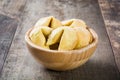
0,14,18,74
0,0,27,76
0,0,27,19
98,0,120,71
0,0,120,80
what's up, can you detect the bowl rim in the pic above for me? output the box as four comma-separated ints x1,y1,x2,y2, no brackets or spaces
25,27,98,53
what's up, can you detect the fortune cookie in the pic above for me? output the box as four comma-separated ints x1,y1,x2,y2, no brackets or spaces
62,19,87,28
29,16,93,51
29,26,52,49
58,27,78,50
47,27,78,50
46,27,64,46
74,27,92,49
35,16,62,29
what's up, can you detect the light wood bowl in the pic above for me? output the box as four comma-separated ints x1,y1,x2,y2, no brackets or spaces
25,28,98,71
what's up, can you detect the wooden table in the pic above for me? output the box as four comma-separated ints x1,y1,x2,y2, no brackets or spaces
0,0,120,80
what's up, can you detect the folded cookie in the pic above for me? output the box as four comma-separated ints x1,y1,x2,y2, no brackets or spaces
29,16,93,51
47,27,78,50
74,27,92,49
62,19,87,28
29,26,52,49
35,16,62,29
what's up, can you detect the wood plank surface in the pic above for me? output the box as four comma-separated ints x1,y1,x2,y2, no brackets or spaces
0,14,18,74
98,0,120,71
0,0,27,76
0,0,120,80
0,0,27,18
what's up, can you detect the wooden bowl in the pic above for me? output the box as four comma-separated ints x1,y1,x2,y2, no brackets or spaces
25,28,98,71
